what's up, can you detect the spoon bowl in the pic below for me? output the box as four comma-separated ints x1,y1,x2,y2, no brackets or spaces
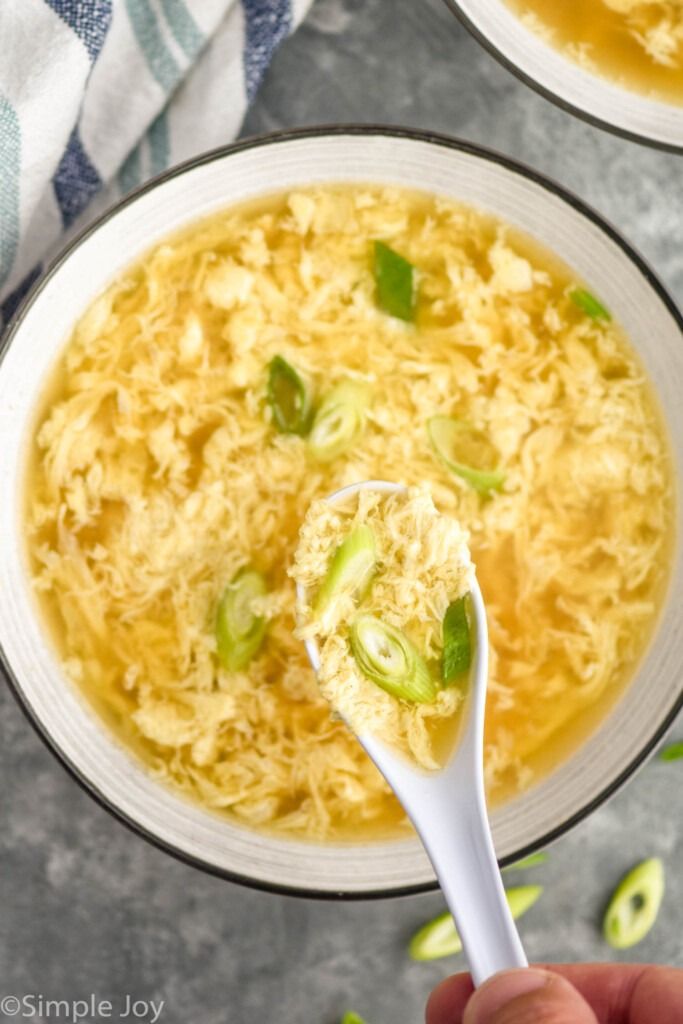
297,479,528,984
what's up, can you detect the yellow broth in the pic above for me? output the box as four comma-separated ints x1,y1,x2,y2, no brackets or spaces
25,186,674,839
507,0,683,104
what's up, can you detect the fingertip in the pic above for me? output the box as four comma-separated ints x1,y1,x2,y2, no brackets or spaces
426,973,475,1024
462,968,551,1024
462,968,599,1024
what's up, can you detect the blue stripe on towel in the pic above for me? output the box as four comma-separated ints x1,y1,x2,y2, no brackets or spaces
148,110,169,176
52,127,102,229
0,96,21,292
45,0,113,61
125,0,181,91
242,0,292,101
0,263,43,327
160,0,204,60
118,142,143,195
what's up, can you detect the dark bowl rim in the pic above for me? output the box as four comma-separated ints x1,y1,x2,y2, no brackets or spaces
441,0,683,155
2,124,682,901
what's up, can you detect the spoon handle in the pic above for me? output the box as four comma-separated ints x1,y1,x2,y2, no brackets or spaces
367,735,529,985
419,790,528,985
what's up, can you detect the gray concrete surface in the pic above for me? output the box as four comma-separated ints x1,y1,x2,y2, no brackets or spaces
2,1,683,1022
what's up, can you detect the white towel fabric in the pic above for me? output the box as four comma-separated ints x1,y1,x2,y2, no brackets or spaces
0,0,313,326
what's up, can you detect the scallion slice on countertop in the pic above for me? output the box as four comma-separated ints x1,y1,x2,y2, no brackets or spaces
374,241,416,322
441,596,472,685
409,886,543,961
503,851,548,872
428,416,505,495
341,1014,367,1024
350,615,438,704
603,858,664,950
314,525,377,618
308,380,371,462
216,567,267,671
267,355,313,435
570,287,611,322
660,741,683,761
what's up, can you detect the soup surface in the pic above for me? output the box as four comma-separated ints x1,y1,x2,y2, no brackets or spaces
507,0,683,103
26,186,673,840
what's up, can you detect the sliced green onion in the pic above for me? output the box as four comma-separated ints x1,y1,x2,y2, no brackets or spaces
428,416,505,495
570,287,611,322
216,567,267,671
409,886,543,961
441,597,472,685
504,851,548,872
314,525,376,617
660,741,683,762
341,1014,367,1024
409,912,459,961
603,858,664,950
308,380,371,462
350,615,437,704
505,886,544,920
267,355,313,435
374,241,416,322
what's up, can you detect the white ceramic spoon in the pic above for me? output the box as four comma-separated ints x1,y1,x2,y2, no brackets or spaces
296,480,527,985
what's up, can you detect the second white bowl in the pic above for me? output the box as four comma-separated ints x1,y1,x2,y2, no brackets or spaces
445,0,683,151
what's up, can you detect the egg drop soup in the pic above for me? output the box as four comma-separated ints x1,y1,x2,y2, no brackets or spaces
26,186,674,840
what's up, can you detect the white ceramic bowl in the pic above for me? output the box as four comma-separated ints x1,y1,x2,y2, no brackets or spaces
445,0,683,151
1,128,681,896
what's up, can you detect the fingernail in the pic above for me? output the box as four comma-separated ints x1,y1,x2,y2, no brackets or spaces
464,968,550,1024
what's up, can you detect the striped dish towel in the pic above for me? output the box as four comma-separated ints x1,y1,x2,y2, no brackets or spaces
0,0,313,328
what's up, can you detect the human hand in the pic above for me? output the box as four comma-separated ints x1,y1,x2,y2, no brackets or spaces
426,963,683,1024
